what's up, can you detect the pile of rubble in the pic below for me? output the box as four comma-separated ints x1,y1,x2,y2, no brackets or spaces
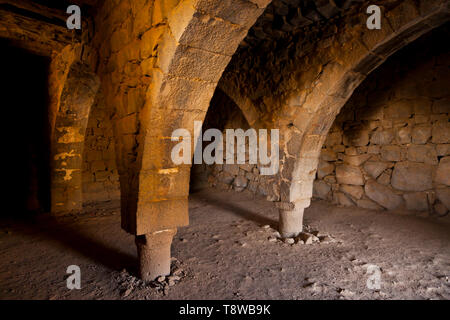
264,224,336,245
116,257,185,298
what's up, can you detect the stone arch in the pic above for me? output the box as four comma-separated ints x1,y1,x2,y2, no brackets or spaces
119,0,272,237
218,81,262,129
51,60,100,214
278,0,450,237
91,0,274,280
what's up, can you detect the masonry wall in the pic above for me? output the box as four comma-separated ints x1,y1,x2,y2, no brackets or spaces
195,90,281,201
82,90,120,204
204,24,450,216
312,32,450,215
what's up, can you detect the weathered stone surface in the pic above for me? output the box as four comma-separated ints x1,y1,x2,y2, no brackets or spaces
233,176,248,192
381,146,403,161
340,184,364,200
320,149,337,161
223,164,240,176
363,161,389,179
384,100,413,119
377,172,391,186
317,160,335,179
336,192,355,207
407,145,438,165
396,126,412,144
370,129,394,145
325,132,342,146
336,165,364,186
412,125,432,144
432,98,450,114
432,122,450,144
313,180,331,200
391,162,433,191
365,180,404,210
343,129,370,147
436,144,450,156
434,202,449,215
343,154,371,166
436,188,450,210
403,192,429,211
435,157,450,186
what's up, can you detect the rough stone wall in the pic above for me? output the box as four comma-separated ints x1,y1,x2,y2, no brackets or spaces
312,31,450,215
205,18,450,217
82,90,120,204
193,90,280,200
219,0,450,219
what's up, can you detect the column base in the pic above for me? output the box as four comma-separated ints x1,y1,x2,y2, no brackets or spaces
135,228,177,281
279,208,304,238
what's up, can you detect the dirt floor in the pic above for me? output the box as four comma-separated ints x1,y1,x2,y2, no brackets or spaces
0,188,449,300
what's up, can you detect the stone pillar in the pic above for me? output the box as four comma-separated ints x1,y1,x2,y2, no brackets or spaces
279,207,304,238
135,228,177,281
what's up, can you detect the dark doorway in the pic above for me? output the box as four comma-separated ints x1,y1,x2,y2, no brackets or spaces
0,39,51,215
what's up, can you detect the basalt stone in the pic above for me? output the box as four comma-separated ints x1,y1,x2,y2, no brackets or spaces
436,188,450,210
336,165,364,186
381,145,403,162
407,145,438,165
317,160,335,179
432,122,450,144
343,129,370,147
363,161,389,179
435,157,450,186
365,180,404,210
370,129,394,145
412,125,432,144
343,154,371,166
313,180,331,200
340,184,364,200
391,161,433,191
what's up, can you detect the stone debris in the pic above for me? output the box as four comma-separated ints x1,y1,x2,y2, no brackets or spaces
283,238,295,244
296,232,320,244
116,259,186,298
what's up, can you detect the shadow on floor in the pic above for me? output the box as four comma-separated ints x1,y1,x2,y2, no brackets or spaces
3,214,137,275
192,191,278,228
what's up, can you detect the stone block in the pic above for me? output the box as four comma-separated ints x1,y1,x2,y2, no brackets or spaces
336,192,355,207
432,122,450,144
435,157,450,186
412,125,432,144
343,154,371,167
396,126,412,144
336,165,364,186
436,188,450,210
391,161,433,191
363,161,389,179
381,145,404,161
343,129,370,147
436,144,450,156
384,100,413,119
320,149,337,161
365,180,404,210
313,180,331,200
317,160,335,179
340,184,364,200
407,145,438,165
370,129,394,145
